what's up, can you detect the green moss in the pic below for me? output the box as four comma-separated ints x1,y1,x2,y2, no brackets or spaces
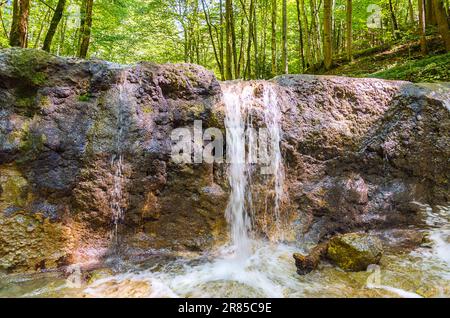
78,93,93,102
9,49,52,86
39,95,52,109
15,96,36,108
17,123,46,163
0,167,29,208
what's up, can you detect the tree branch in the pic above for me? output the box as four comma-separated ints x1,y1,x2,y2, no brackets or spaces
37,0,55,11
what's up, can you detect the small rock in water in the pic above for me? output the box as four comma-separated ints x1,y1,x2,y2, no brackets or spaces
327,233,383,271
293,242,328,275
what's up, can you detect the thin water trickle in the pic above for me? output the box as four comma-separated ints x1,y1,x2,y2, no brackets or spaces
110,77,128,243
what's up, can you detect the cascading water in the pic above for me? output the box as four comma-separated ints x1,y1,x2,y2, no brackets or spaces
110,75,128,243
261,86,285,237
222,82,285,258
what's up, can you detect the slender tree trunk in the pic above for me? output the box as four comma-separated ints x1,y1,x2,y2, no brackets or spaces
408,0,415,24
346,0,352,61
9,0,30,47
78,0,93,58
433,0,450,51
0,1,9,38
295,0,305,70
58,14,68,55
261,1,268,78
388,0,399,38
225,0,233,79
219,0,225,78
231,4,238,78
201,0,224,79
323,0,332,70
310,0,322,63
282,0,288,74
271,0,277,76
43,0,66,52
299,0,311,68
254,1,259,78
245,0,254,79
237,16,245,77
418,0,427,55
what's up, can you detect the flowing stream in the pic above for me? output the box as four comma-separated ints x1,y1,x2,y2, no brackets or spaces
110,75,129,243
0,84,449,298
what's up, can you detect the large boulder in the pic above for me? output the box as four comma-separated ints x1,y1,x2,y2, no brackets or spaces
326,233,383,271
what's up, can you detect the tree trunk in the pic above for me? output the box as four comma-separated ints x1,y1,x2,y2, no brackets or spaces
425,0,437,26
252,0,258,78
345,0,352,61
408,0,415,24
299,0,311,68
43,0,67,52
231,4,238,78
282,0,288,74
323,0,332,70
78,0,93,58
388,0,399,37
219,0,224,78
201,0,224,80
0,1,9,38
9,0,30,48
433,0,450,51
271,0,277,77
225,0,233,79
295,0,305,71
418,0,427,55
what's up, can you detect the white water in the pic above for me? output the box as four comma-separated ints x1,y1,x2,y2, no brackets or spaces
222,82,285,258
110,80,127,241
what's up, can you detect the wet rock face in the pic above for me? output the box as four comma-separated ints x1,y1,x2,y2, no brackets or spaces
0,49,227,271
326,233,383,271
275,75,449,242
0,49,448,272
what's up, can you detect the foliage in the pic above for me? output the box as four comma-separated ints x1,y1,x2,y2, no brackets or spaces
0,0,448,81
370,53,450,82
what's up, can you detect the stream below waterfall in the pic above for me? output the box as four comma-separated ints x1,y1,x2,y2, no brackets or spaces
0,82,449,298
0,205,449,298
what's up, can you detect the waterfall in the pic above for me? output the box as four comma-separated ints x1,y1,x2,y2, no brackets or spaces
222,82,285,258
110,76,128,242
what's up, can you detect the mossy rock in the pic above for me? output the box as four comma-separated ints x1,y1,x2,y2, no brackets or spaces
0,165,31,209
7,48,54,87
327,233,383,272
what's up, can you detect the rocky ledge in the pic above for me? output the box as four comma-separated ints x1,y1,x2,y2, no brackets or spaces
0,48,448,272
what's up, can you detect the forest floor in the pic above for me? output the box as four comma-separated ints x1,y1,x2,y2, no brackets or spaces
313,37,450,83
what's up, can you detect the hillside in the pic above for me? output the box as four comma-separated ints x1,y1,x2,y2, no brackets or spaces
313,37,450,83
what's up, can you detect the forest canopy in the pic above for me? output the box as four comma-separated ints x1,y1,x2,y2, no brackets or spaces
0,0,449,80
